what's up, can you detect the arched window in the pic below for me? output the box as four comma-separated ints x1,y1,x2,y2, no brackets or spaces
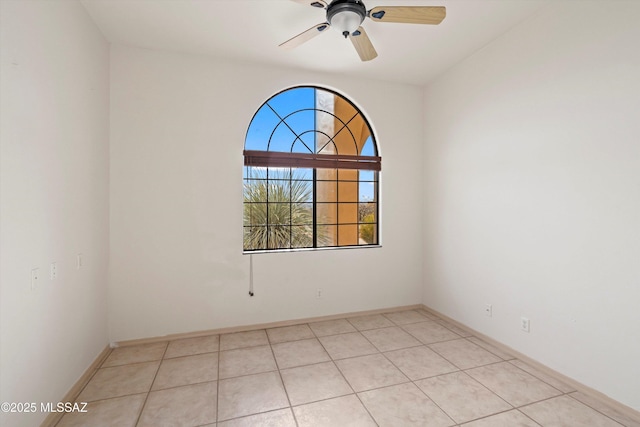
243,86,380,251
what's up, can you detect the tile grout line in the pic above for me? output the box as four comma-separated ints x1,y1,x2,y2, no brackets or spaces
527,392,627,427
353,311,459,424
267,334,299,427
379,349,457,425
132,342,168,427
280,369,302,427
502,359,569,392
565,393,628,427
366,318,460,423
348,317,398,426
456,407,543,427
215,335,221,426
308,321,376,424
492,359,629,424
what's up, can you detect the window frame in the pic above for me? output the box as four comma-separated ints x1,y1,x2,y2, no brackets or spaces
243,86,380,253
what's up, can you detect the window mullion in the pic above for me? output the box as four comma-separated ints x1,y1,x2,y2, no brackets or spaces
289,168,293,249
312,169,317,248
336,170,340,247
313,88,317,249
266,169,270,250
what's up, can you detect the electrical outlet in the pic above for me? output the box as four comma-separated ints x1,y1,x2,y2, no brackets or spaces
521,317,530,332
77,253,82,270
316,289,322,298
485,304,492,317
50,262,57,280
31,268,39,291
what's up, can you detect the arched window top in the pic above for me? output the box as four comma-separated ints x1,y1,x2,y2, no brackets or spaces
243,86,380,252
244,86,380,171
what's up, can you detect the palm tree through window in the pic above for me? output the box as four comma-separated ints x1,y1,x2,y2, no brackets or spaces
243,87,380,251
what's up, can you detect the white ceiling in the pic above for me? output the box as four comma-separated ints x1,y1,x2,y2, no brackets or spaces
81,0,547,86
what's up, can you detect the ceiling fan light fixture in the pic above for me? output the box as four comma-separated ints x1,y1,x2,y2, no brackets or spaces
326,0,366,37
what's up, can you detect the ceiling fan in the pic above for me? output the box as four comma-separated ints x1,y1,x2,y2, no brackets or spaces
279,0,446,61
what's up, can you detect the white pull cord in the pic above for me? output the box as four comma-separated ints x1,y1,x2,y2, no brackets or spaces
249,254,254,296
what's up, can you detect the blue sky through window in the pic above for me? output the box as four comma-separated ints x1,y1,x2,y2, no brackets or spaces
246,87,315,152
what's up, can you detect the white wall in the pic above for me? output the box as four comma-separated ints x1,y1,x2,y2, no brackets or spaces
109,45,424,342
423,1,640,411
0,1,110,426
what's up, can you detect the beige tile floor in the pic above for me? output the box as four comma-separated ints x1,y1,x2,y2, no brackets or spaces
56,309,639,427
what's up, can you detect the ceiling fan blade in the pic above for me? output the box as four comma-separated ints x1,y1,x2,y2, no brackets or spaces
349,27,378,62
290,0,327,9
368,6,446,25
279,23,330,49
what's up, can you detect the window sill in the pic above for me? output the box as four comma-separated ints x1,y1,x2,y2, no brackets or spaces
243,245,382,255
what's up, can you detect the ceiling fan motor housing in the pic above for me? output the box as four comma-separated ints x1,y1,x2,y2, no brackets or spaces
327,0,367,38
